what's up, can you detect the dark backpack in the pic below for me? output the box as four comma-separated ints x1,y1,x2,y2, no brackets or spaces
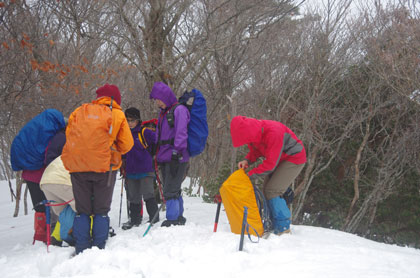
167,89,208,157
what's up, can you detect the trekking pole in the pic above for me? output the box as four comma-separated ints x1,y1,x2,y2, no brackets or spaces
239,206,248,251
213,194,222,232
143,157,166,237
118,177,124,227
43,200,51,253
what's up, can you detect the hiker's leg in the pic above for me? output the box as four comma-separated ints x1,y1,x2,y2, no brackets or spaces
26,181,46,212
91,171,116,249
140,176,159,222
263,161,304,200
73,213,91,254
92,214,109,249
71,172,95,253
267,196,291,234
161,162,188,226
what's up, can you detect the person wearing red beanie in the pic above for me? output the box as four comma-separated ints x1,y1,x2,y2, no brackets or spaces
96,84,122,105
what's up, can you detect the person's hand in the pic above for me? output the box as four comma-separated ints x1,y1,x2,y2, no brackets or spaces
214,194,222,203
238,160,249,169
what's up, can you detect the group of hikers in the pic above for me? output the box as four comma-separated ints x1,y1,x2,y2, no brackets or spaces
10,81,306,255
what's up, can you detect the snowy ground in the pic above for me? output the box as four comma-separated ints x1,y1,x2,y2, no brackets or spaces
1,178,420,278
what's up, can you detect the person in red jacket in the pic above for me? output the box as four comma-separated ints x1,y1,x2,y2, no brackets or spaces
230,116,306,235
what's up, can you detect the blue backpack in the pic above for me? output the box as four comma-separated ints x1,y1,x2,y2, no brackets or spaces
10,109,65,171
59,204,76,245
168,89,208,157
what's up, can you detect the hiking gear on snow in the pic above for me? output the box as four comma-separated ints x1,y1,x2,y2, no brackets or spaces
96,83,121,105
33,211,47,244
62,97,133,173
73,213,91,254
165,198,180,221
150,82,190,164
230,116,306,177
239,207,248,251
166,89,208,157
92,214,109,249
220,169,264,237
11,109,65,171
268,196,291,234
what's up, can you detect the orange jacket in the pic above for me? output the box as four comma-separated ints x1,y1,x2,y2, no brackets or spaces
230,116,306,177
63,97,133,172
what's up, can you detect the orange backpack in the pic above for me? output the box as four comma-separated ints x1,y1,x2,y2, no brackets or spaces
62,102,113,173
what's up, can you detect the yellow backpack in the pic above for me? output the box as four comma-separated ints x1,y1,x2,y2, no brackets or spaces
220,169,265,236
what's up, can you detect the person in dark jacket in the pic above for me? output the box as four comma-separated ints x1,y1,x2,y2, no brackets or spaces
122,107,159,230
230,116,306,235
149,82,190,227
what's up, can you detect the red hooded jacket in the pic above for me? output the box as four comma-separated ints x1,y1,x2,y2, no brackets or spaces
230,116,306,177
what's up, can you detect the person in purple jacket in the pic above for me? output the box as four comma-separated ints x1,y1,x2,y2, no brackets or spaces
149,82,190,227
122,107,159,230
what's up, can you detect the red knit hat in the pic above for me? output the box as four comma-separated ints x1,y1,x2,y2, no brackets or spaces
96,84,121,105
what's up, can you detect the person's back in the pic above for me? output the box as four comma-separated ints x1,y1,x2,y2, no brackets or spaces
62,84,133,254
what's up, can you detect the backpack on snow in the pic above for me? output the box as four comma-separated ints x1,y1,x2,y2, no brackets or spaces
58,204,76,245
10,109,66,171
62,100,114,173
167,89,208,157
220,169,271,238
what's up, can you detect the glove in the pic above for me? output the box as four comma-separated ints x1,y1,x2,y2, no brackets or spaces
170,151,182,177
214,194,222,203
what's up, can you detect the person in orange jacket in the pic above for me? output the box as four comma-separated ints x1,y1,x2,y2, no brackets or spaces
230,116,306,235
62,84,134,254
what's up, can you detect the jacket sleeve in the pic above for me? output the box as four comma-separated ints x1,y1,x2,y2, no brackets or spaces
248,132,284,177
115,113,134,155
245,144,261,164
173,105,190,153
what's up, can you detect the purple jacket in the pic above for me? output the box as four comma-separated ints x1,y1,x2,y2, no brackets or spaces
150,82,190,163
125,124,156,174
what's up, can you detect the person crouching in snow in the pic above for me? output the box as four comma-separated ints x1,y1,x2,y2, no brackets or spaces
121,107,159,229
230,116,306,235
62,84,134,254
149,82,190,227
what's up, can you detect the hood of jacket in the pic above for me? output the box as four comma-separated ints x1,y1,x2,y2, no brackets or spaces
149,82,178,108
230,116,263,148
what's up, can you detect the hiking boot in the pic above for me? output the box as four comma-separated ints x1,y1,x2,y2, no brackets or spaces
50,236,63,247
122,220,140,230
161,219,180,227
274,229,291,236
178,215,186,225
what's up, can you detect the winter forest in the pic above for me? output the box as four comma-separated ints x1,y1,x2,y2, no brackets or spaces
1,0,419,248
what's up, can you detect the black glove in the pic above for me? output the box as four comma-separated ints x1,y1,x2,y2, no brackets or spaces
170,151,182,177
